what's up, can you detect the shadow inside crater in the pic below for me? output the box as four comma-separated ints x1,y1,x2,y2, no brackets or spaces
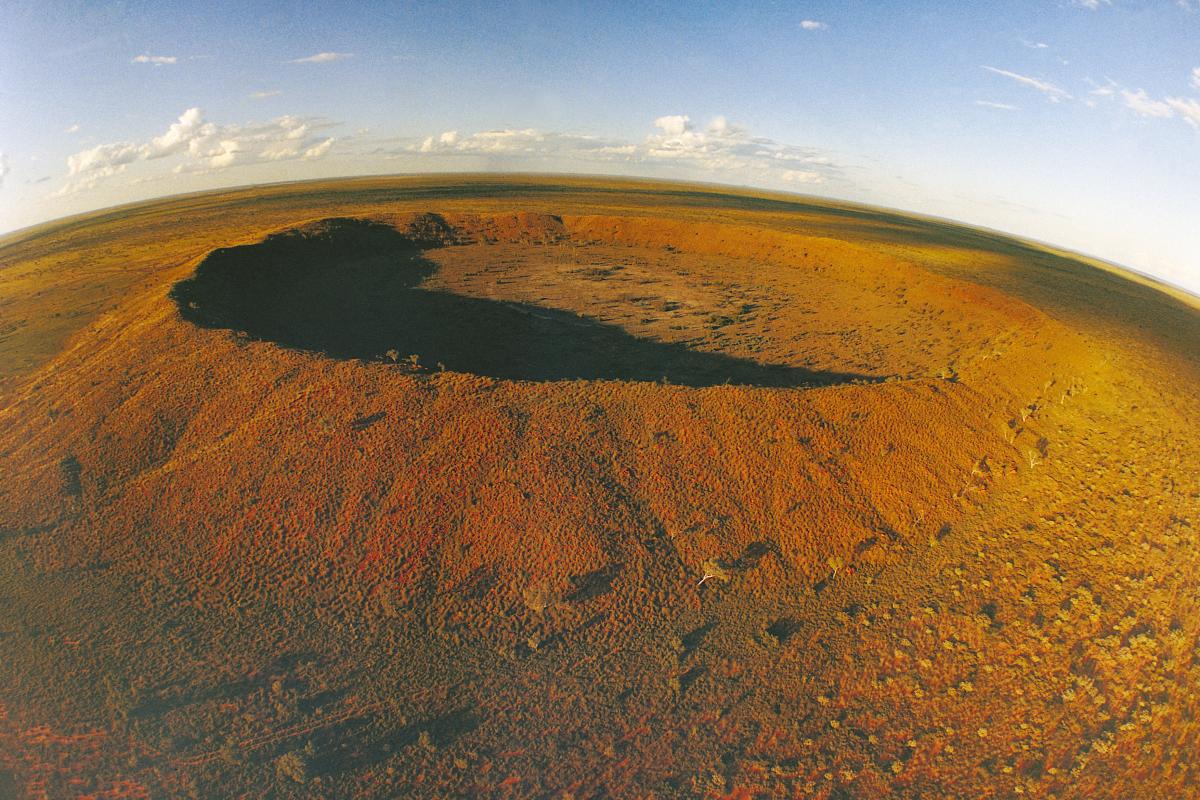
171,218,879,388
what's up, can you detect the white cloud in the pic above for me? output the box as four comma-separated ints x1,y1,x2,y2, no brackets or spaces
1021,39,1050,49
50,109,844,200
58,107,338,193
800,20,828,30
1071,0,1111,9
401,114,843,189
67,141,143,177
1192,67,1200,91
132,54,177,66
303,138,334,159
982,66,1072,102
1089,74,1200,128
260,143,301,161
0,151,9,186
249,90,282,99
148,107,214,158
205,140,243,169
781,169,822,183
595,144,637,156
418,130,461,152
1165,97,1200,127
707,115,732,134
1121,88,1175,118
975,100,1019,110
653,115,692,136
65,123,80,134
289,52,353,64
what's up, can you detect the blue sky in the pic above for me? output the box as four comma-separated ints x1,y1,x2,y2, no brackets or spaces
2,1,1198,292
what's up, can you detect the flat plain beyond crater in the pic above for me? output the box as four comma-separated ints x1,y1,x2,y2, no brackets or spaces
1,175,1197,798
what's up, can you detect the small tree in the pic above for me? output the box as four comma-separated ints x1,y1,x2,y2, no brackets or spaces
698,559,730,586
523,579,558,613
275,750,310,784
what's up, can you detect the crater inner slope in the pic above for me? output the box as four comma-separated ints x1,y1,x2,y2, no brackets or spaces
171,217,876,388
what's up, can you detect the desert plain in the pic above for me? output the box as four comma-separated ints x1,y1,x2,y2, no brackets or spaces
0,175,1197,798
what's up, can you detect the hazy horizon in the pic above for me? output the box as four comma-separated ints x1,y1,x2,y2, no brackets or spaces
2,0,1198,293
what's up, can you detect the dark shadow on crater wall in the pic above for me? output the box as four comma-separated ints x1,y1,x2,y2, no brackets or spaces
171,218,879,388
